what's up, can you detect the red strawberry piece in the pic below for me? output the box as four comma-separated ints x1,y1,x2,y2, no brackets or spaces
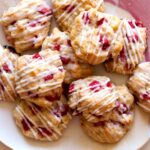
117,103,128,114
11,21,16,25
2,64,11,73
135,21,144,28
128,21,135,28
142,93,150,100
32,53,42,59
53,43,61,51
64,5,76,13
132,34,139,43
38,6,52,16
30,104,42,115
97,18,107,26
99,35,110,50
60,104,69,116
94,121,105,127
60,56,70,65
89,80,103,92
69,83,75,94
21,117,34,131
106,81,112,88
38,127,52,137
44,74,54,81
82,12,90,25
29,22,37,27
119,47,126,62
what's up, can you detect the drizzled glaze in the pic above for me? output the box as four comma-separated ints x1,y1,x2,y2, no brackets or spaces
128,62,150,112
80,85,134,143
13,96,71,141
70,9,123,65
106,19,147,74
42,28,92,84
0,45,18,102
52,0,104,31
15,49,65,102
68,76,118,119
0,0,52,53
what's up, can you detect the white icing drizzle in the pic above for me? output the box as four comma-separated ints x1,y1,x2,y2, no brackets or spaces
15,50,64,99
53,0,103,27
69,77,118,117
15,100,71,141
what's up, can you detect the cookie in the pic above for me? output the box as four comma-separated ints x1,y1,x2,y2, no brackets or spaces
0,45,18,102
128,62,150,113
68,76,118,117
105,19,147,74
13,96,71,141
70,9,123,65
52,0,104,32
0,0,52,53
42,28,93,84
15,49,65,107
81,85,134,143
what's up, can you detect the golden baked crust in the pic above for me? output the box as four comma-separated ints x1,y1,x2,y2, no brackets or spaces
42,28,93,84
52,0,104,32
105,19,147,74
128,62,150,113
70,9,123,65
13,96,71,141
15,49,65,107
0,0,52,53
81,85,134,143
0,45,18,102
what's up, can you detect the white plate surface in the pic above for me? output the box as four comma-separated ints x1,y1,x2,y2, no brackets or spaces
0,1,149,150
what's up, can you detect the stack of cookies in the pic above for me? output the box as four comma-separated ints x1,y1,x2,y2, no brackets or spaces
0,0,149,144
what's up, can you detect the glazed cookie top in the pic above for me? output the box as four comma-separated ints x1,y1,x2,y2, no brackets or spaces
0,45,18,102
80,86,134,143
128,62,150,112
15,49,65,102
42,28,93,84
0,0,52,53
68,76,118,116
105,19,147,74
52,0,104,32
70,9,123,65
13,96,71,141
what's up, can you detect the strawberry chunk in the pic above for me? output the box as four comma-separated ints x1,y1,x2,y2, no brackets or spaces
2,64,11,73
44,74,54,81
82,12,90,25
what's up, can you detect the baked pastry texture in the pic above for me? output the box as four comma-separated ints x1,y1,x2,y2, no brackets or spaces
81,85,134,143
70,9,123,65
42,28,93,84
0,0,52,53
128,62,150,113
13,96,71,141
0,45,18,102
15,49,65,107
105,19,147,74
68,76,118,117
52,0,104,32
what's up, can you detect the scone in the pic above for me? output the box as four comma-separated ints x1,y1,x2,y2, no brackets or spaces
0,45,18,102
128,62,150,113
70,9,123,65
81,85,134,143
13,96,71,141
0,0,52,53
52,0,104,32
105,19,147,74
68,76,118,116
42,28,93,84
15,49,65,107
